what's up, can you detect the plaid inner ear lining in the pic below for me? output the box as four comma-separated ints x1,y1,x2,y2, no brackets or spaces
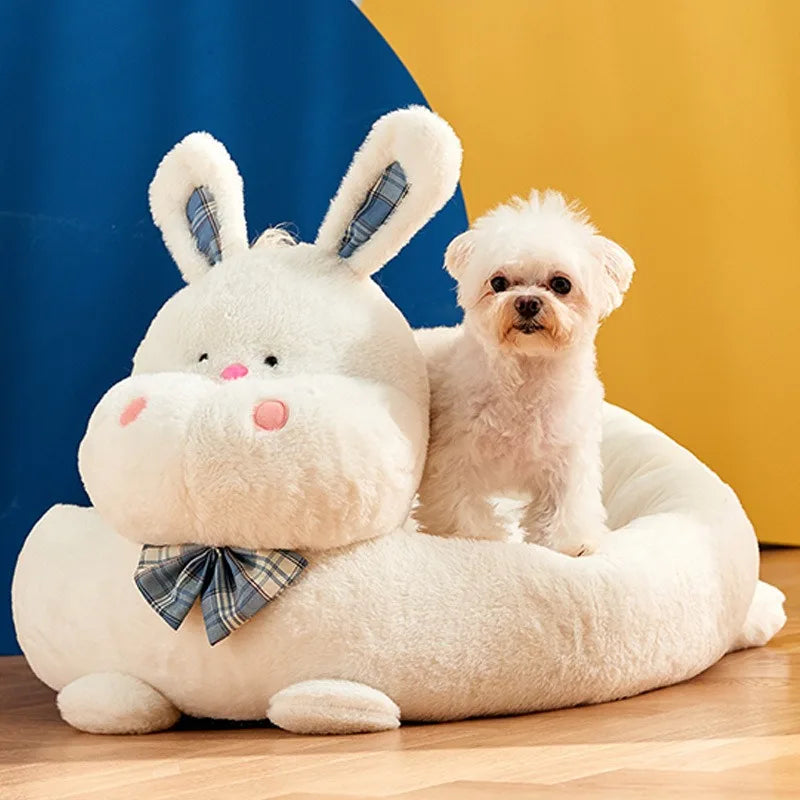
186,185,223,265
339,161,409,258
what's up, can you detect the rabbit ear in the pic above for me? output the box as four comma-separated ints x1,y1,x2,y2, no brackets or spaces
149,132,249,283
316,106,462,279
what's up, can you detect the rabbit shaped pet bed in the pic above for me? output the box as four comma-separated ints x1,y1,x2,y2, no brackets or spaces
12,107,786,735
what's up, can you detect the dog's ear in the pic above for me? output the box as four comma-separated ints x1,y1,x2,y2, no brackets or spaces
149,132,249,283
444,230,475,279
595,235,635,318
315,106,462,279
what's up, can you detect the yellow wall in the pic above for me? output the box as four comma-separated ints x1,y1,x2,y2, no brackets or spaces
364,0,800,545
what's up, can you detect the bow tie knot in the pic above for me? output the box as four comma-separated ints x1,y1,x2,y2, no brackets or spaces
134,544,307,645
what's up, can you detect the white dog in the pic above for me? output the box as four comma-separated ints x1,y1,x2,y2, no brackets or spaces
414,190,634,555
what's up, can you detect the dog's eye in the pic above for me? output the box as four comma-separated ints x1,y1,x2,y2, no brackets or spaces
490,276,509,293
549,277,571,295
198,352,209,362
264,355,278,367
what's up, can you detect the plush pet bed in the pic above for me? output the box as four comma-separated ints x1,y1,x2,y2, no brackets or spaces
12,107,785,735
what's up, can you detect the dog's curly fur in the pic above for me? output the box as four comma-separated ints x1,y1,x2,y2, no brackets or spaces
414,190,634,555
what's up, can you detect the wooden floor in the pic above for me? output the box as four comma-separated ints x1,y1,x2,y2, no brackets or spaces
1,549,798,800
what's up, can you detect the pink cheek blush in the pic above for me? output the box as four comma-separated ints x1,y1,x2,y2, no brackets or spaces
119,396,147,427
253,400,288,431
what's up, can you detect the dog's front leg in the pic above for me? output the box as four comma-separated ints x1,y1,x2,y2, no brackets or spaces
416,476,509,540
520,490,561,551
453,491,512,541
521,458,607,556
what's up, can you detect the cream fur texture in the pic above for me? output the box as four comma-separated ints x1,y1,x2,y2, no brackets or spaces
57,673,181,735
415,192,634,556
12,110,784,736
267,680,401,734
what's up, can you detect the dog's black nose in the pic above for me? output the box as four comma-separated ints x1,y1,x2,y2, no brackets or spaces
514,296,541,319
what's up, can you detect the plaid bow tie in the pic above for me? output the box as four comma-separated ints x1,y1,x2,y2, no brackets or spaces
134,544,307,645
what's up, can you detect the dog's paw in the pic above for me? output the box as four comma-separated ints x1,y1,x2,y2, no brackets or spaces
557,535,599,557
524,532,595,557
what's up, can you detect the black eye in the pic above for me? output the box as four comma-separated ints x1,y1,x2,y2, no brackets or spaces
549,277,572,295
490,276,509,293
264,355,278,367
198,353,209,362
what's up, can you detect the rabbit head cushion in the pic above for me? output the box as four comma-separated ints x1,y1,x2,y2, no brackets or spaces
78,107,461,553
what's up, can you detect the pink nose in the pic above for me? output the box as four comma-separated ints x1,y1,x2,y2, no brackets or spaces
220,363,249,381
253,399,288,431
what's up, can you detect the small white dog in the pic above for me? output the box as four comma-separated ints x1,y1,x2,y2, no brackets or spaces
414,190,634,555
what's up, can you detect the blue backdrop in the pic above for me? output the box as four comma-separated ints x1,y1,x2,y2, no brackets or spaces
0,1,466,654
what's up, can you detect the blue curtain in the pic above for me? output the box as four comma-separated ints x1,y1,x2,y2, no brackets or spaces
0,0,466,654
